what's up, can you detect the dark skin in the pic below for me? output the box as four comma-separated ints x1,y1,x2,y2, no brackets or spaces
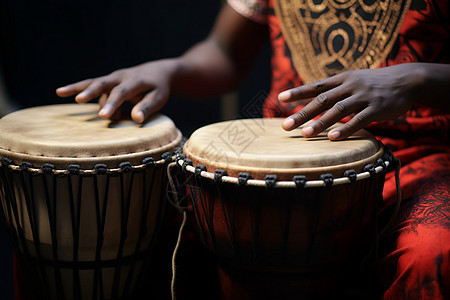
57,4,450,139
56,5,269,123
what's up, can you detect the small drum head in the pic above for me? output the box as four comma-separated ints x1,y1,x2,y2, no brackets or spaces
183,118,383,180
0,103,182,168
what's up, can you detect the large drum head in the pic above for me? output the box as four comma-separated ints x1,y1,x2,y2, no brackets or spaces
183,118,382,180
0,103,182,168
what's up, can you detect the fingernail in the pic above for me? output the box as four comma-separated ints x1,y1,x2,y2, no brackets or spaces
330,131,341,139
278,91,290,102
282,118,295,129
99,108,108,117
302,126,314,137
134,111,144,123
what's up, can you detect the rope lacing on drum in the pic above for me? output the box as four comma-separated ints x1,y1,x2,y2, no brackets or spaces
162,151,173,163
1,157,13,167
20,161,33,172
264,174,278,188
0,154,176,175
238,172,252,186
343,169,357,184
195,165,206,179
292,175,306,189
94,164,108,175
41,163,55,175
182,158,193,172
119,161,133,173
175,147,394,189
68,164,81,175
363,164,376,178
142,157,155,167
319,173,333,188
214,169,228,182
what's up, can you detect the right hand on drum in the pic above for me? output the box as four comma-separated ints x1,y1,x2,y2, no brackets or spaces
56,59,178,123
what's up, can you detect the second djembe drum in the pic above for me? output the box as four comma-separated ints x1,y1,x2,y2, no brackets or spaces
0,104,182,300
176,118,395,299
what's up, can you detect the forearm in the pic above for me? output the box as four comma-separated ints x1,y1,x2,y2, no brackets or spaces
413,63,450,111
169,38,243,99
169,3,268,99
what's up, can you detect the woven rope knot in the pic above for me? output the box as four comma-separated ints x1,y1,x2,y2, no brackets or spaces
162,152,172,163
238,172,252,186
264,174,278,188
176,153,186,161
119,161,133,173
41,163,55,175
214,169,227,182
195,165,206,178
94,164,108,175
375,158,386,170
292,175,306,189
363,164,376,178
320,173,334,187
1,157,13,167
343,169,357,183
142,157,155,167
182,159,193,172
68,164,81,175
20,162,33,171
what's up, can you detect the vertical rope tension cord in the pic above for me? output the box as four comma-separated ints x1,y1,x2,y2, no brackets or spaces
166,162,187,300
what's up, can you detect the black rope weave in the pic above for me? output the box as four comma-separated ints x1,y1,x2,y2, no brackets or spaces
67,164,81,175
292,175,306,189
319,173,334,187
264,174,278,188
41,163,55,175
214,169,227,182
344,169,357,184
195,165,206,178
238,172,252,186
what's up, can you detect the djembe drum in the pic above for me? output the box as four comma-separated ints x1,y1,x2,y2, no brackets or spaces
0,104,182,300
176,118,396,299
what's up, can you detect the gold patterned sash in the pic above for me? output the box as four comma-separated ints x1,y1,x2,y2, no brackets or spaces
274,0,412,83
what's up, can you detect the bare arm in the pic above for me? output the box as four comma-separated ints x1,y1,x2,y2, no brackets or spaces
279,63,450,140
56,4,268,123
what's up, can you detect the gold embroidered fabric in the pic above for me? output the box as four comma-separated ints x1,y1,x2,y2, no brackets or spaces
274,0,412,83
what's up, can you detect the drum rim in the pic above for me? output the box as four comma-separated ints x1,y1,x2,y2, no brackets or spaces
0,150,178,175
0,103,183,169
176,145,393,188
183,141,385,180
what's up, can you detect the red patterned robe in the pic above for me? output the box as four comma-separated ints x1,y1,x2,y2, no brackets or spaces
229,0,449,298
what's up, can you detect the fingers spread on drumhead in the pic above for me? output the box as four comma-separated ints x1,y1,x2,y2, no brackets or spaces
98,94,108,108
131,89,169,123
282,86,348,132
328,106,376,140
56,79,94,98
278,75,342,103
99,78,157,120
74,77,119,103
301,95,363,137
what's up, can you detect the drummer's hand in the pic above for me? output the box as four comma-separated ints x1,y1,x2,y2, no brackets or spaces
278,64,422,140
56,59,178,123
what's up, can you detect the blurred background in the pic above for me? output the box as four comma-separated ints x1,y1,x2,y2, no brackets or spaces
0,1,271,299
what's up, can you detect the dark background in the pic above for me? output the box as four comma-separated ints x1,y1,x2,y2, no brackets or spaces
0,1,271,299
